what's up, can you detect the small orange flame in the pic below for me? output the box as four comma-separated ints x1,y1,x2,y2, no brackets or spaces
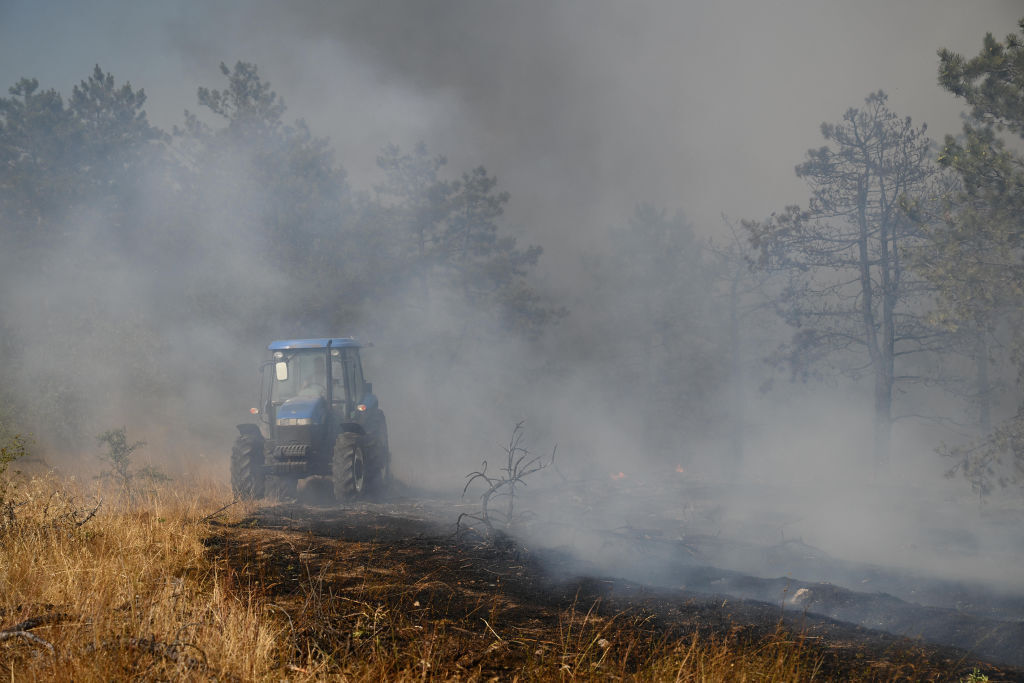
675,465,685,474
611,472,626,480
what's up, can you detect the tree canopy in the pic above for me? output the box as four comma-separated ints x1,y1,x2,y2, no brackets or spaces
921,21,1024,494
4,22,1024,498
746,92,939,469
0,63,562,452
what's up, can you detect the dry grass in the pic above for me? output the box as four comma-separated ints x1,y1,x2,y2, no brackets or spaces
0,472,281,680
0,472,1007,681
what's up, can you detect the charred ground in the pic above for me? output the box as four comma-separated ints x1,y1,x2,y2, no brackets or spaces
203,489,1024,681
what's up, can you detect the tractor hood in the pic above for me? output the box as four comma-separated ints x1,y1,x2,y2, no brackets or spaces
276,396,327,425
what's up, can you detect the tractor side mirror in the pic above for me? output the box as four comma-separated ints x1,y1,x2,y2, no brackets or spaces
275,361,288,381
364,381,372,395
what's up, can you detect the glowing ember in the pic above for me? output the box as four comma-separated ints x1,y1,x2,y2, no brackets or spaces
611,472,626,480
675,465,685,474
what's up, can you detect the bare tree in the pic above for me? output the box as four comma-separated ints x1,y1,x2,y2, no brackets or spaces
459,422,555,543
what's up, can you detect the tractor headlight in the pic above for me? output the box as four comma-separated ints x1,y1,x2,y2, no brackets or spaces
277,417,313,426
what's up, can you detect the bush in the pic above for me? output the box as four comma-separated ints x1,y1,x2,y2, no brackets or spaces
96,427,169,501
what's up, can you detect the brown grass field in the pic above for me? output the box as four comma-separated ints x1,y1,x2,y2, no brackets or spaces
0,472,1020,681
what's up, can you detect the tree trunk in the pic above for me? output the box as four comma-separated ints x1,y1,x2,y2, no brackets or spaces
854,174,891,471
727,271,744,470
873,372,893,471
974,329,991,430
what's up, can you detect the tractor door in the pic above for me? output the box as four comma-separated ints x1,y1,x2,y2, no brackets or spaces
347,349,365,404
259,363,275,434
330,348,364,418
330,351,347,418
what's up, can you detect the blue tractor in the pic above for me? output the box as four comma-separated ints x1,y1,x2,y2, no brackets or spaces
231,338,391,501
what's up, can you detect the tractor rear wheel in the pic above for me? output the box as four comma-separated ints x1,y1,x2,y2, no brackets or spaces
231,431,265,500
333,432,367,501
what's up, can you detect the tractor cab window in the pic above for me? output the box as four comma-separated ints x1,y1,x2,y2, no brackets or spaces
273,352,327,402
330,349,364,406
331,355,345,403
349,350,365,399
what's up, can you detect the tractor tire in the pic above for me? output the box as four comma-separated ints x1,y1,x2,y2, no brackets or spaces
361,434,388,495
373,414,392,492
333,432,368,502
374,447,391,491
231,431,265,500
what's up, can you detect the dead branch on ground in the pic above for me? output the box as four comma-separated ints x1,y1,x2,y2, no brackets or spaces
0,612,67,654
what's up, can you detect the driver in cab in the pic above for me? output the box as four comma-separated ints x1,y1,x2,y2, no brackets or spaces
298,358,327,398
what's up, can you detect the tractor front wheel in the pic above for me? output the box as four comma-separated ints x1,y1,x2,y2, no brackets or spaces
231,428,265,500
333,432,367,502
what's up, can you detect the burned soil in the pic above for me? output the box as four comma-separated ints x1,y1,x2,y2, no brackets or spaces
203,487,1024,681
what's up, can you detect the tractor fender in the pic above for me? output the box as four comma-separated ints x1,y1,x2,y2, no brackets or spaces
237,423,262,438
339,422,365,435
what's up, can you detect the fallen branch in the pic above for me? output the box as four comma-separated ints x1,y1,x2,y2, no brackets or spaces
75,498,103,527
0,629,54,653
6,613,66,631
0,612,67,654
199,500,238,524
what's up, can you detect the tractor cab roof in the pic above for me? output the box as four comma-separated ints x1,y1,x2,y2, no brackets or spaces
268,338,361,351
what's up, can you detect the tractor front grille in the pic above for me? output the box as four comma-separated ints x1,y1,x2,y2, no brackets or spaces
262,437,331,478
264,442,313,477
273,443,311,461
264,460,309,476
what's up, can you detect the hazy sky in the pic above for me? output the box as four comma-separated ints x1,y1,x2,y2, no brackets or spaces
2,1,1021,277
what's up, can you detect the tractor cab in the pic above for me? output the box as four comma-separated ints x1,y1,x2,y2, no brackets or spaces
259,338,372,436
231,337,390,502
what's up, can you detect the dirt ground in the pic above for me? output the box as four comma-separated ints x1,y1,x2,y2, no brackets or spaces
204,484,1024,681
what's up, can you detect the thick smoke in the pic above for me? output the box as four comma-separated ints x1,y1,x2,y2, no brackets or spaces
2,0,1024,647
150,1,1024,278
